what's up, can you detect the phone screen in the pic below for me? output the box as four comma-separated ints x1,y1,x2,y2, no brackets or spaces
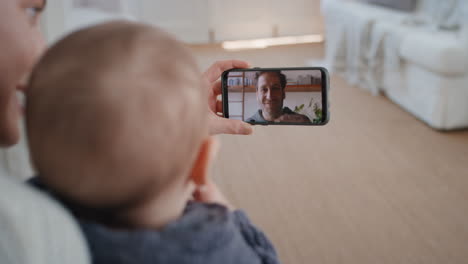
222,67,329,125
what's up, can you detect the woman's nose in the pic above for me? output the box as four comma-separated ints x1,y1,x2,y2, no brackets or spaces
34,31,46,60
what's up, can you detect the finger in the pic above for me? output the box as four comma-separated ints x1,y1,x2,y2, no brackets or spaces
203,60,251,83
216,100,223,114
222,118,253,135
212,80,222,96
209,115,254,135
208,136,221,161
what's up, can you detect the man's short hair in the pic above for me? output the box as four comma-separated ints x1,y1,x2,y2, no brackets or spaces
255,71,287,90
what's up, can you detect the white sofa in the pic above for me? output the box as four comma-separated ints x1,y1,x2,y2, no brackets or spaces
322,0,468,130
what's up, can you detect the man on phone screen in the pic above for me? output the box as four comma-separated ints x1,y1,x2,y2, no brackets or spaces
246,71,311,123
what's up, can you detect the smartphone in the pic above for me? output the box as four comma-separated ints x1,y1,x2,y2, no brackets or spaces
222,67,329,125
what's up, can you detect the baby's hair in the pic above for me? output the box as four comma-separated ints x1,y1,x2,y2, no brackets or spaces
27,21,207,213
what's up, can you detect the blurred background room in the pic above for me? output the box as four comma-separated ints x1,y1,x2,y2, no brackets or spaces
3,0,468,263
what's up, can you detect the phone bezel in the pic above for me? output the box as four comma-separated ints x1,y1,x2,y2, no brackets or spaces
221,67,329,126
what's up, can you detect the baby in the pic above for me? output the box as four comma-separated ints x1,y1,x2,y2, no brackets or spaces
26,21,280,264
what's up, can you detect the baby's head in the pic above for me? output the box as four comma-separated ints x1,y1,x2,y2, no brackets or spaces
27,21,215,227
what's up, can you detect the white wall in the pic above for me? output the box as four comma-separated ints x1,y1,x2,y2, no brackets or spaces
269,0,324,37
211,0,272,41
41,0,66,43
140,0,212,43
41,0,139,44
42,0,324,44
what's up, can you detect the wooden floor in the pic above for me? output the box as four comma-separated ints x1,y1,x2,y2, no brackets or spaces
191,43,468,264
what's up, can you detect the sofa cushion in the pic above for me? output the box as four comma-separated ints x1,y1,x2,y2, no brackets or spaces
323,0,410,21
363,0,418,12
399,30,468,75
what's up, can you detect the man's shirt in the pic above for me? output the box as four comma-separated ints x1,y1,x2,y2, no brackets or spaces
246,107,311,123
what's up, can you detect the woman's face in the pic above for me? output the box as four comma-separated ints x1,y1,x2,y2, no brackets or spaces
0,0,46,147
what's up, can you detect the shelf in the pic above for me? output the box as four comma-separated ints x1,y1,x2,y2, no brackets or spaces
228,84,322,92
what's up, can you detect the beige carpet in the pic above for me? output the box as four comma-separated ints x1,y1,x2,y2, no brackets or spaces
191,43,468,264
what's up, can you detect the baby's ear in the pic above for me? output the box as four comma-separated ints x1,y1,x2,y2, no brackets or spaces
189,136,220,186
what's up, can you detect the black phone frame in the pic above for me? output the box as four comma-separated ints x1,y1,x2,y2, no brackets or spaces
221,67,330,126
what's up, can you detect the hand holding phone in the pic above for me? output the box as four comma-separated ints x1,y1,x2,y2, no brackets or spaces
203,60,253,135
222,67,329,126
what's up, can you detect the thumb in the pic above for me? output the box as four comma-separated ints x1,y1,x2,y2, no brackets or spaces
209,115,254,135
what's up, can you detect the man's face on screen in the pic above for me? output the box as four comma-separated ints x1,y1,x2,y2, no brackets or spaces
257,72,285,118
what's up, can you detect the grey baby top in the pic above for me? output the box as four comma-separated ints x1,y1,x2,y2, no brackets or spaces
29,177,281,264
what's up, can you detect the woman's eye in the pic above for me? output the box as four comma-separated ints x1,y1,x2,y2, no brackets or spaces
25,4,44,25
22,0,45,24
25,7,40,18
